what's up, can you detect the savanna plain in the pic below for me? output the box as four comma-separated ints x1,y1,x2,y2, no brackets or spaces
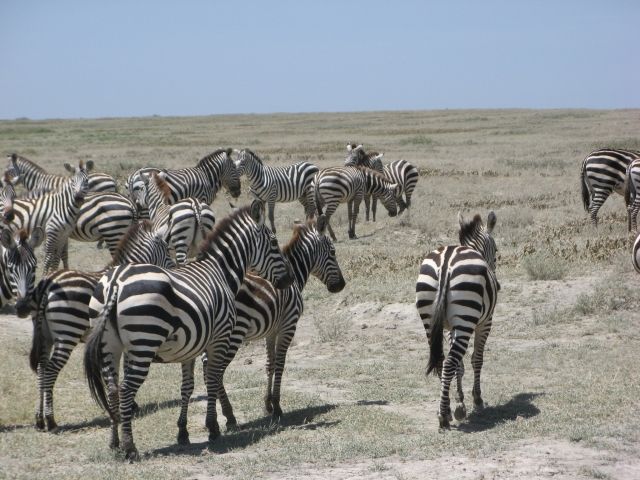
0,109,639,479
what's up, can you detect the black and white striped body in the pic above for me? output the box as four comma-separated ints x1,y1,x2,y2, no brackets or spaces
624,158,640,231
580,148,639,226
84,201,293,460
314,166,398,240
368,159,418,222
7,153,116,193
125,148,240,214
4,164,90,273
208,216,345,425
235,149,319,234
633,231,640,274
27,221,175,432
415,212,499,429
138,173,216,264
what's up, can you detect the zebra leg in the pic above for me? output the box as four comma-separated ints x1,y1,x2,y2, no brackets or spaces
350,197,362,239
34,358,48,430
447,331,467,421
270,326,297,420
630,197,640,232
588,188,611,227
42,341,76,432
103,349,122,450
216,330,248,430
264,334,277,416
347,201,356,239
471,321,492,410
364,194,371,222
62,240,69,270
176,360,195,445
438,352,460,430
203,339,232,444
372,196,378,222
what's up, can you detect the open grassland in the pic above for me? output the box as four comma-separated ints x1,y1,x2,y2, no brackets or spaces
1,109,640,479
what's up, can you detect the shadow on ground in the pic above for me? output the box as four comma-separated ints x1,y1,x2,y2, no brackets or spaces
456,392,543,433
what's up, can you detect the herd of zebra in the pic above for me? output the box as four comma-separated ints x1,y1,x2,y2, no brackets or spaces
1,144,638,459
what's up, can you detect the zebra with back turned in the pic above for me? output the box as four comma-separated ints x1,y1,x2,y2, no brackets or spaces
84,200,293,460
0,228,45,315
7,153,116,193
415,211,499,429
235,149,319,234
125,148,241,214
134,172,216,264
27,220,175,432
314,165,399,240
580,148,640,226
3,161,90,273
198,215,345,427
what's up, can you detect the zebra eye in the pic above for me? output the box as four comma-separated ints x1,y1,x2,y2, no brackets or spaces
270,238,278,248
329,247,336,256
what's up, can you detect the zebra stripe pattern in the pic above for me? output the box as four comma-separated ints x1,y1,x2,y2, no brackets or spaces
206,215,345,426
3,162,90,273
314,165,398,240
6,153,117,193
415,211,499,429
633,231,640,274
580,148,640,226
27,220,175,432
125,148,241,211
137,173,216,264
235,149,319,234
625,158,640,231
0,228,45,315
84,200,293,460
369,158,418,222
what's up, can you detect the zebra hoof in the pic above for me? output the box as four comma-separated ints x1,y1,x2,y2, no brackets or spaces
454,404,467,421
124,447,140,462
225,419,239,432
46,417,58,432
131,401,140,416
177,430,190,445
438,414,451,431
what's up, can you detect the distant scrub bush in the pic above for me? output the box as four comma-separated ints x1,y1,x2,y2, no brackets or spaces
521,252,567,280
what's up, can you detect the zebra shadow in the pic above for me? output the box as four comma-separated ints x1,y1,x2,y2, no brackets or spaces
455,392,543,433
149,402,339,457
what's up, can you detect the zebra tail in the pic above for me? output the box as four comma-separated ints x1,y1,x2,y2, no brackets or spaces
426,269,449,377
83,281,119,413
580,165,590,212
29,280,49,373
314,182,324,216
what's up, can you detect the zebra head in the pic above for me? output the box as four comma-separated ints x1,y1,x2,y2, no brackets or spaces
0,227,45,317
458,211,498,271
378,180,399,218
234,148,261,178
63,160,92,201
220,148,241,198
309,215,346,293
370,153,385,173
344,144,365,166
5,154,23,186
126,167,161,208
109,220,176,270
246,199,294,290
0,173,17,223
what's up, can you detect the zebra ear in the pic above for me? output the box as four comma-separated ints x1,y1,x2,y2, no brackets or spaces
346,143,353,152
486,211,497,233
85,160,95,172
249,199,265,226
316,214,328,236
0,229,14,249
63,163,74,173
457,211,465,228
29,227,45,248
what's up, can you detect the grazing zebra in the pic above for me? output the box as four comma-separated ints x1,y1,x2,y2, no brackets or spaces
0,228,45,315
6,153,117,193
633,231,640,274
136,172,216,264
314,166,399,240
368,159,418,222
125,148,241,213
580,148,640,226
27,221,175,432
235,149,319,234
624,158,640,231
343,143,383,169
3,162,90,273
84,201,293,460
202,215,346,427
415,211,499,430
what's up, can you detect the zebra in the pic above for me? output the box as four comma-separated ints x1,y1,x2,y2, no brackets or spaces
624,158,640,231
3,161,90,273
27,220,175,432
0,228,45,315
368,158,418,222
201,215,345,427
580,148,640,226
135,172,216,264
235,149,319,234
343,143,383,170
415,211,499,430
634,231,640,274
6,153,117,193
125,148,241,215
314,165,399,240
84,200,293,460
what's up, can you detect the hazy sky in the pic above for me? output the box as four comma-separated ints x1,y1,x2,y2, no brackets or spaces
1,1,638,119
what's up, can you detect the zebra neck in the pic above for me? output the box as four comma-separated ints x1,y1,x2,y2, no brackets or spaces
205,234,252,295
0,258,11,307
363,171,387,195
195,156,223,187
244,158,265,188
286,244,311,290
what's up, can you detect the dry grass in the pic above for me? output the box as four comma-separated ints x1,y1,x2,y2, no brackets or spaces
1,109,640,479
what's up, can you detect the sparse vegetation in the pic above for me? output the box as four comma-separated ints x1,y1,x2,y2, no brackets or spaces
521,252,568,280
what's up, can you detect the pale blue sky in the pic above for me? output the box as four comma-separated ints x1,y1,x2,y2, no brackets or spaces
1,1,638,119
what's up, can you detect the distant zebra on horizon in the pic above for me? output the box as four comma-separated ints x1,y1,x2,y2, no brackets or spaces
235,149,318,234
6,153,117,193
27,220,175,432
415,211,499,429
580,148,640,226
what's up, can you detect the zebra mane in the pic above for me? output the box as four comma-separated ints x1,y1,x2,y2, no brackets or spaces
9,153,47,173
282,223,309,255
197,204,252,256
152,173,172,203
109,220,154,266
196,148,233,168
241,149,262,165
355,165,392,182
458,214,484,244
